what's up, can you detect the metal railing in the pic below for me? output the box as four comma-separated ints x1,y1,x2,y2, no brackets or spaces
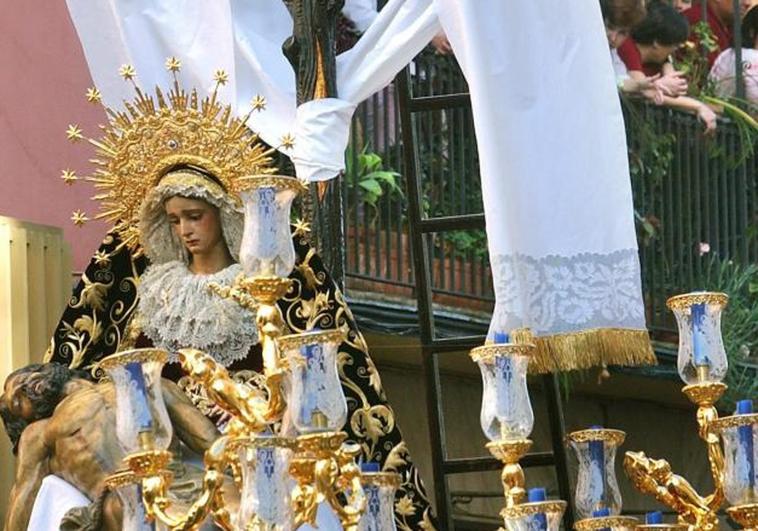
342,52,495,312
629,102,758,334
342,50,757,334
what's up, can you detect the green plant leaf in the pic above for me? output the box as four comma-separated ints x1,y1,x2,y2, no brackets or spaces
358,178,383,197
364,171,402,192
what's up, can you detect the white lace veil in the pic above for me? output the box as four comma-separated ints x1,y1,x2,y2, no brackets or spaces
138,168,243,265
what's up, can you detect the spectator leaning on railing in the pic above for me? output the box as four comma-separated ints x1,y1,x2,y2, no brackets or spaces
618,0,719,132
683,0,754,67
601,0,687,103
709,5,758,107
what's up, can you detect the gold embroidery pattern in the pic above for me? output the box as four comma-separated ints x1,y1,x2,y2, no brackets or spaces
46,231,145,369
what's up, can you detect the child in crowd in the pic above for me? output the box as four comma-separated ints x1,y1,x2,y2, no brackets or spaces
618,1,719,132
709,4,758,106
601,0,687,103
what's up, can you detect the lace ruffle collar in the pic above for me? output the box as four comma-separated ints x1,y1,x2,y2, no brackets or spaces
137,261,258,366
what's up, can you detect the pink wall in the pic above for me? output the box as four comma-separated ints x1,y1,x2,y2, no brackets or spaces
0,2,108,270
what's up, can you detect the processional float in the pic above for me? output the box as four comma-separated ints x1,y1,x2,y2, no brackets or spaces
57,29,758,531
64,64,758,530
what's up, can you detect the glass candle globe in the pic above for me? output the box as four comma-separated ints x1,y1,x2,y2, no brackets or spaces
358,463,401,531
666,292,728,385
469,343,534,442
233,436,296,530
98,348,172,453
712,402,758,506
279,329,348,434
238,175,303,278
567,428,626,518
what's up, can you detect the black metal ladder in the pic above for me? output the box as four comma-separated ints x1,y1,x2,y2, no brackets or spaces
395,67,575,530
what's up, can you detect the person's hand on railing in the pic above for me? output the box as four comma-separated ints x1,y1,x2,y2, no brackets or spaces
654,71,689,97
644,89,665,105
696,103,718,134
619,74,665,104
641,85,665,105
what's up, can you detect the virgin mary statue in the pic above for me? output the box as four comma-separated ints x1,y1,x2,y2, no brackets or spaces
43,71,436,529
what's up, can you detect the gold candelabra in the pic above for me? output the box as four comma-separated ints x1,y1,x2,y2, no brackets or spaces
470,337,568,530
278,328,368,531
289,432,366,529
624,292,758,531
100,176,372,530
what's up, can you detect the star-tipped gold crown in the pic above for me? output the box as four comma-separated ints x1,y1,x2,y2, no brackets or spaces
65,57,275,254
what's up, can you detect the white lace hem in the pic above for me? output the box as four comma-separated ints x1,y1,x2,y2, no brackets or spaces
488,249,646,338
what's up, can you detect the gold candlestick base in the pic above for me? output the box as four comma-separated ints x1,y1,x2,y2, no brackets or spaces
728,503,758,531
291,431,366,531
295,431,347,455
634,524,688,530
105,469,143,490
487,438,532,507
123,449,172,478
238,275,293,304
501,500,567,528
682,381,727,407
360,471,402,489
574,516,638,530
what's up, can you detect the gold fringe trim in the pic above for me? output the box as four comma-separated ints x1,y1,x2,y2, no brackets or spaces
510,327,656,374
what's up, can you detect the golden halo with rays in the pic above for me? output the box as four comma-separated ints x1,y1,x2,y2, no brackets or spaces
65,59,275,256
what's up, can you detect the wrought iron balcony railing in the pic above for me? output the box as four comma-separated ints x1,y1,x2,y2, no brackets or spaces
342,51,757,337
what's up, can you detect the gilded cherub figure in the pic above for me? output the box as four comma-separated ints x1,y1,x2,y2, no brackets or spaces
623,451,721,531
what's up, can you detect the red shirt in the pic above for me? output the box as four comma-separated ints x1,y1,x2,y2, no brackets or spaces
617,38,662,76
683,3,734,67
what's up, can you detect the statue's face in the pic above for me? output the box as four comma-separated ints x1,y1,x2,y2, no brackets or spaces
165,196,225,258
1,363,72,453
2,371,41,422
